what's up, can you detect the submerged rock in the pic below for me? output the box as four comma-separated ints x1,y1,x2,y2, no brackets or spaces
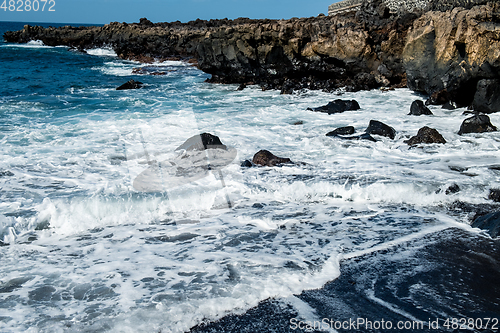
365,120,396,139
458,114,497,135
0,170,14,177
252,150,292,167
241,160,253,168
308,100,360,115
175,133,227,151
473,79,500,114
445,184,460,195
116,79,143,90
489,189,500,203
405,126,446,145
409,100,433,115
342,133,377,142
472,212,500,238
326,126,355,136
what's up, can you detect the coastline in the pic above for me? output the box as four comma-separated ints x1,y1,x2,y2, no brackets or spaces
4,1,499,104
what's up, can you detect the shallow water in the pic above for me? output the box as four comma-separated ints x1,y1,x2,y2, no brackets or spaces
1,21,499,333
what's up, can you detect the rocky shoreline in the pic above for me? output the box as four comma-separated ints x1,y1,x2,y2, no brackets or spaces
3,1,499,108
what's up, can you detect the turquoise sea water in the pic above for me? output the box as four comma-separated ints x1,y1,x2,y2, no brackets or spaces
1,21,499,332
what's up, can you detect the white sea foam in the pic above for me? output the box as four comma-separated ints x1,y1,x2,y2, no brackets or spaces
86,47,117,57
2,40,52,49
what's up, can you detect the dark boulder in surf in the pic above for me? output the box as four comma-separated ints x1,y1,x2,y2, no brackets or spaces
489,189,500,203
252,150,292,167
409,100,433,116
458,114,497,135
405,126,446,145
365,120,396,139
473,79,500,114
326,126,355,136
175,133,227,151
116,79,143,90
308,100,360,115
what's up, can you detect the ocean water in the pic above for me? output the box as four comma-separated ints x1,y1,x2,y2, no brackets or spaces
0,21,499,332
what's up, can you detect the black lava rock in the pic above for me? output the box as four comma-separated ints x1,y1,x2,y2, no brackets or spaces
473,79,500,114
365,120,396,139
404,126,446,145
489,189,500,203
175,133,227,151
308,99,360,115
0,170,14,177
472,212,500,238
409,100,433,115
445,184,460,195
241,160,253,167
252,150,292,167
458,114,497,135
326,126,355,136
116,79,143,90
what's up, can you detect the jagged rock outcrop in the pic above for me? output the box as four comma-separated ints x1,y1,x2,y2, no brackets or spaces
403,3,500,107
3,6,413,92
3,3,498,98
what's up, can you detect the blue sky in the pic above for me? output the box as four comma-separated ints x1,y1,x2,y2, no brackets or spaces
0,0,338,24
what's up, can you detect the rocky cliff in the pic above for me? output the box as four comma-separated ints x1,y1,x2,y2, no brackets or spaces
403,2,500,109
3,2,499,108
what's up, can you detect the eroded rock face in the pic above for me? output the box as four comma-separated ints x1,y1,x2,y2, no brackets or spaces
405,126,446,145
403,3,500,106
458,114,497,135
252,150,292,167
3,8,413,92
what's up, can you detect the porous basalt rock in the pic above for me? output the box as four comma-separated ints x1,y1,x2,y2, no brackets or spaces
404,126,446,145
252,150,292,167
